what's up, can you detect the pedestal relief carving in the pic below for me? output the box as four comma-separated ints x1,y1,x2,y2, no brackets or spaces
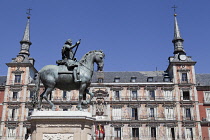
43,133,73,140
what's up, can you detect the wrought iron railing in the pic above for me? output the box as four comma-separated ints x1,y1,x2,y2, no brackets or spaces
9,80,23,85
111,96,176,101
111,115,176,121
7,97,23,102
180,96,195,101
177,79,192,84
182,116,195,121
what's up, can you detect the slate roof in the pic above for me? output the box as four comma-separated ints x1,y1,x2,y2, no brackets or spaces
0,72,209,86
0,76,7,86
92,71,168,83
196,74,210,86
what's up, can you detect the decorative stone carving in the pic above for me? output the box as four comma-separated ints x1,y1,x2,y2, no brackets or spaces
96,98,104,116
43,134,73,140
11,67,24,74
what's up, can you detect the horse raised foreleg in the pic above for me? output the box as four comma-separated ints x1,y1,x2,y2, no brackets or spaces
82,89,94,105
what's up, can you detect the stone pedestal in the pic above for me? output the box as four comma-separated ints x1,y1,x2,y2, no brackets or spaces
28,111,95,140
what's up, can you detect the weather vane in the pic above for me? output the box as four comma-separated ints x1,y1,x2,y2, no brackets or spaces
26,8,32,18
172,5,177,14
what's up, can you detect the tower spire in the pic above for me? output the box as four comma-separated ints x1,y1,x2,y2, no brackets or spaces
19,9,32,56
172,7,185,55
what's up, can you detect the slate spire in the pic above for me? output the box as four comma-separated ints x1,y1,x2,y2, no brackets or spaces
19,15,32,56
172,14,186,55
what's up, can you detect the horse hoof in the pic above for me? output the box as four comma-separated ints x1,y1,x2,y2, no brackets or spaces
52,107,56,111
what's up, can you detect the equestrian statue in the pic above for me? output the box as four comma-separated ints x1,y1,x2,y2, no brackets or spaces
32,39,105,111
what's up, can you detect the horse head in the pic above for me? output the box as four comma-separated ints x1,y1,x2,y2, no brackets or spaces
94,50,105,71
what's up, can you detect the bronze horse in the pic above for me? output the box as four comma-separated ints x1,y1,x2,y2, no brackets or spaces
34,50,105,111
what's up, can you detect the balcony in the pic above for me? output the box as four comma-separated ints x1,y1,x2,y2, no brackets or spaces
177,79,192,85
201,117,210,126
9,80,23,85
180,96,195,102
101,136,176,140
7,117,19,122
7,97,22,102
111,96,176,102
111,115,176,121
182,116,195,121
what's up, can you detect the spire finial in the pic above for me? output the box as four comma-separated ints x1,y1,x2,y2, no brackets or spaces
19,9,32,56
171,6,185,55
26,8,32,19
172,5,177,16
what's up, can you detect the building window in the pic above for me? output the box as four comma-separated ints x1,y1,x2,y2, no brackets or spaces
14,74,21,83
149,90,155,100
181,73,188,82
204,92,210,103
114,77,120,82
165,108,174,120
132,128,139,139
8,128,16,137
114,127,121,139
13,92,18,99
112,108,122,120
164,90,173,101
206,108,210,121
11,109,15,119
170,128,175,139
29,91,33,99
164,77,170,82
63,108,68,111
130,76,136,82
183,91,190,100
149,108,155,118
63,91,67,100
132,108,138,120
147,77,153,82
98,78,103,83
151,127,156,138
185,108,192,120
186,128,193,139
115,91,120,100
131,90,137,100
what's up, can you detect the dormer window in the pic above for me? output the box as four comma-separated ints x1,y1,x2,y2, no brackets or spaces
98,78,104,83
130,76,137,82
147,77,153,82
164,77,170,82
114,77,120,83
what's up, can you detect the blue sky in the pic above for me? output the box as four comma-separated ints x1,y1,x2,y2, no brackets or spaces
0,0,210,75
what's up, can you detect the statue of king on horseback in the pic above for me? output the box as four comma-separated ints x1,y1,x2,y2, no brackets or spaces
33,38,105,111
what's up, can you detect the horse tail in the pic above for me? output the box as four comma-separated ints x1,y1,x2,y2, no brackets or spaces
33,73,40,104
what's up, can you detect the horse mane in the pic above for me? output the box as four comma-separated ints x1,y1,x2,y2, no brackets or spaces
79,50,104,64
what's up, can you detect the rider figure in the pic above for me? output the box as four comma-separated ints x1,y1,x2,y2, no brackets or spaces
62,39,81,82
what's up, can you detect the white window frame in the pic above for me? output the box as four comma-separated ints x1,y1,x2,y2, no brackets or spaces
206,108,210,121
165,107,174,120
185,128,193,139
148,107,156,119
112,107,122,120
204,91,210,103
164,90,173,101
131,90,138,100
